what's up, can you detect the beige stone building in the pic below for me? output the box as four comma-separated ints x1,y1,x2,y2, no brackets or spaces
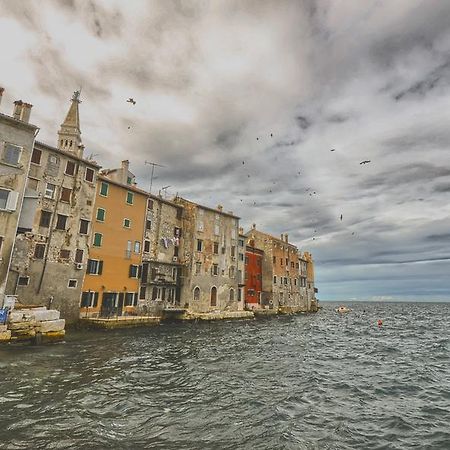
139,193,184,314
174,198,240,312
0,89,39,307
6,92,99,323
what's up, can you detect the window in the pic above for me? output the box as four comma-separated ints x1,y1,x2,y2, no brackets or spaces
93,233,102,247
231,246,236,257
197,239,203,252
68,279,77,288
210,286,217,306
212,264,219,276
3,143,21,165
291,261,295,268
34,244,45,259
75,249,83,263
79,219,90,235
127,176,133,185
134,241,141,253
239,239,244,247
213,242,219,254
286,258,288,266
174,227,181,238
273,256,276,264
147,199,153,209
280,258,283,266
55,214,68,230
27,177,39,191
294,279,297,286
17,276,29,286
31,148,42,165
129,264,139,278
229,266,235,278
273,275,277,284
48,154,58,165
85,167,95,182
96,208,105,222
39,210,52,228
65,160,77,176
60,187,72,203
193,287,200,301
284,277,288,285
80,291,99,308
229,289,235,302
59,249,70,260
125,292,137,306
0,236,3,255
144,240,151,253
172,267,177,279
44,183,56,199
123,218,131,228
239,253,244,261
245,256,248,264
195,262,202,275
146,220,151,230
139,286,147,300
87,259,103,275
174,245,179,257
126,191,134,205
100,182,109,197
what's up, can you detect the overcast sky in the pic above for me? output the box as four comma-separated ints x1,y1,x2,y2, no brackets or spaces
1,0,449,301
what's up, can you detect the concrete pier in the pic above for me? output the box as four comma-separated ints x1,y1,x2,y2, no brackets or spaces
80,316,161,329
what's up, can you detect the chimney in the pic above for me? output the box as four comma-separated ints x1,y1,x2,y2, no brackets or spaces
0,87,4,107
13,100,23,120
285,234,288,243
217,204,223,211
280,233,284,241
239,227,244,234
121,160,130,183
20,102,33,123
252,223,256,230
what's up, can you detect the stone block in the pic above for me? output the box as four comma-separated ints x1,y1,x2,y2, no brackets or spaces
41,330,65,343
0,324,7,332
8,311,28,323
30,309,60,322
0,330,11,342
36,319,65,333
11,329,36,338
8,321,36,331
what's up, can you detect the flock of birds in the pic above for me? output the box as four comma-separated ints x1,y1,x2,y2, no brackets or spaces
125,97,372,243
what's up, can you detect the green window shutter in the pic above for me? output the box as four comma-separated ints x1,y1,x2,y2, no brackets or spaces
93,292,99,307
100,182,109,196
94,233,102,247
96,208,105,221
98,261,103,275
126,192,134,204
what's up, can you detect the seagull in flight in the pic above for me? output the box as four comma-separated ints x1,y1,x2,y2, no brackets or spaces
127,98,136,105
360,160,371,165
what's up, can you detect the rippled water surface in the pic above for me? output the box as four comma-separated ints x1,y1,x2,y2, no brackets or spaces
1,302,450,449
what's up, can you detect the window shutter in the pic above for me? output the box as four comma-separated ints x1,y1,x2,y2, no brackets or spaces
129,264,133,278
93,292,99,307
6,191,19,211
138,265,142,279
98,260,103,275
81,292,88,307
87,259,92,274
152,287,157,300
141,263,148,283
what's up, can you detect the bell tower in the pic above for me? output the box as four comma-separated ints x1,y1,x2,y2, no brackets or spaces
58,90,84,157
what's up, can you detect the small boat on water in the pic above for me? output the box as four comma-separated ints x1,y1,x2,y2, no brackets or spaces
336,305,352,313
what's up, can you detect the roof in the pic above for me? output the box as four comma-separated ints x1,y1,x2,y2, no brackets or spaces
246,228,299,250
175,197,240,219
98,174,150,196
0,112,39,132
35,141,100,168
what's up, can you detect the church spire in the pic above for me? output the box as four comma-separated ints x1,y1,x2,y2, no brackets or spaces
58,90,84,157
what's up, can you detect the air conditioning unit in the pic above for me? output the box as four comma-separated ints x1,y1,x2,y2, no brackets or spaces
75,263,84,270
172,256,178,262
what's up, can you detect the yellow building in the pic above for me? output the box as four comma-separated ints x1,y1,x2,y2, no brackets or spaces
80,162,147,318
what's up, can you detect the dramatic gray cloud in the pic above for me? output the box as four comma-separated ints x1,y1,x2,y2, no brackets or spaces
1,0,449,301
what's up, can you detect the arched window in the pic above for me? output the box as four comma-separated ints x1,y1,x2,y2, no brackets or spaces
193,287,200,301
229,288,234,302
69,140,73,147
210,286,217,307
65,139,68,146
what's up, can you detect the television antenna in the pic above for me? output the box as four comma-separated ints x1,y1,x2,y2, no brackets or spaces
144,161,165,193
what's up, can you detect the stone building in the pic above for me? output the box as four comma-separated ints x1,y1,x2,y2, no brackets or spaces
303,251,318,311
139,194,183,314
244,240,264,309
237,230,246,310
174,198,240,313
5,92,99,323
81,162,147,318
245,225,306,312
0,89,38,307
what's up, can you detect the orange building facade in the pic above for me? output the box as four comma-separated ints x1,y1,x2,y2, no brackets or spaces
80,174,147,318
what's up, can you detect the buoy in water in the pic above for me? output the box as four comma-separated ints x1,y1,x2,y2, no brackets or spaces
377,319,383,327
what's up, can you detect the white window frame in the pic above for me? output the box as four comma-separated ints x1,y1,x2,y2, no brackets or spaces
67,279,78,289
0,188,19,212
123,218,131,228
44,183,56,199
134,241,141,254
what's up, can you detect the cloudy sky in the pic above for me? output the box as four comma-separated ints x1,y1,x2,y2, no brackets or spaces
1,0,449,301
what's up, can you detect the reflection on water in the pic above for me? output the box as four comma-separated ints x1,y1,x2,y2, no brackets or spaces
1,302,449,449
